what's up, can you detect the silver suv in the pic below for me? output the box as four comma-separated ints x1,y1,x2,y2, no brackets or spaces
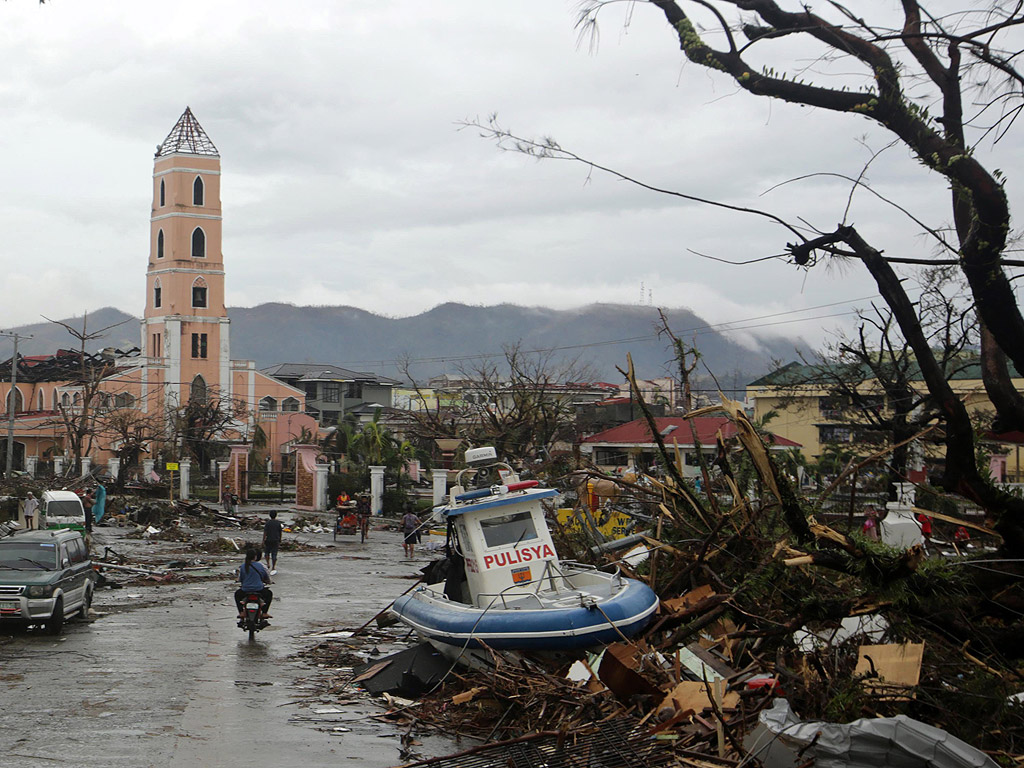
0,529,96,634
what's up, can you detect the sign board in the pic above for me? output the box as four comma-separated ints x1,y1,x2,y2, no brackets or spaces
165,462,179,471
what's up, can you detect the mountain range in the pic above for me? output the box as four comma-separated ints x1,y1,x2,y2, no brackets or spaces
0,303,803,389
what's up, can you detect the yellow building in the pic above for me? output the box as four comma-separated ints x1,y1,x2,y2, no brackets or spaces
746,360,1024,480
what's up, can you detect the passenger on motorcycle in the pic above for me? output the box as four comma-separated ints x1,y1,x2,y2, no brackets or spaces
234,547,273,621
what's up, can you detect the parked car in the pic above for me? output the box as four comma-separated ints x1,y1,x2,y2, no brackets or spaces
0,529,96,634
40,489,86,529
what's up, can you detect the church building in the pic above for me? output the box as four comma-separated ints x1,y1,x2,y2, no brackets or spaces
0,108,317,483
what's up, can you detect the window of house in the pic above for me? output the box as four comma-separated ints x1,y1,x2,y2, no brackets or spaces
36,390,43,411
191,227,206,259
594,448,629,466
303,382,318,399
282,397,300,412
345,382,363,399
259,397,277,411
159,179,165,207
193,176,204,206
153,279,162,308
151,332,161,357
324,382,340,403
114,393,135,409
157,229,164,259
192,278,208,308
61,392,70,409
191,333,208,359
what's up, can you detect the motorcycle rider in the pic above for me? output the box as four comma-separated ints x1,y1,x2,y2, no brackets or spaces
234,547,273,626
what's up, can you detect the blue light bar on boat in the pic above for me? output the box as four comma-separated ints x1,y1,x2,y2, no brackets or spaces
454,480,539,503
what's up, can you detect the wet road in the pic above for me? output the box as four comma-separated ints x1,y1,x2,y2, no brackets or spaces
0,515,454,767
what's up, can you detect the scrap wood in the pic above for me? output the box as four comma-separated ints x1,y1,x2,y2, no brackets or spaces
662,584,716,613
657,681,739,717
855,642,924,699
451,686,487,706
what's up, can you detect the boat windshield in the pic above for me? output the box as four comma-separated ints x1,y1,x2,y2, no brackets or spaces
480,511,538,549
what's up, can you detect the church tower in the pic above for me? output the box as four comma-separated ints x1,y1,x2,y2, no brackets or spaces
141,107,231,412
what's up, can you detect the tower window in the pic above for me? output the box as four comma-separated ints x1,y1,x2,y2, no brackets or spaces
191,375,208,403
153,279,162,308
191,227,205,259
160,179,165,207
193,176,204,206
151,332,162,357
191,333,208,359
192,277,208,308
157,229,164,259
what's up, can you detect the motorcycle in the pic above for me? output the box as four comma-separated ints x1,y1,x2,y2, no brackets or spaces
238,593,269,640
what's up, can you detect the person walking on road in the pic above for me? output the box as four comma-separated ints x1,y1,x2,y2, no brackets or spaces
263,510,285,574
22,492,38,530
402,508,420,559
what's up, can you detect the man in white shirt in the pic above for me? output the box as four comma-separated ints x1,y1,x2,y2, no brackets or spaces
22,492,38,530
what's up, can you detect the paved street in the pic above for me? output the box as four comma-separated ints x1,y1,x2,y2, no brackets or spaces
0,514,454,768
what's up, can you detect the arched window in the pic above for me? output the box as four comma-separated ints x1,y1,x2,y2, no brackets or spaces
114,393,135,409
61,392,70,409
193,176,204,206
282,397,300,412
191,227,205,259
159,179,165,207
191,277,208,308
52,389,59,411
5,388,23,414
190,375,208,404
72,392,82,407
153,278,162,308
37,390,43,411
259,396,278,411
157,229,164,259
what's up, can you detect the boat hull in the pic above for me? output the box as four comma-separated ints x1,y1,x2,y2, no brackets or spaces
391,571,658,651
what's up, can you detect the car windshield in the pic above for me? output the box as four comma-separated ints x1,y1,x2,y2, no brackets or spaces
0,542,58,570
45,500,82,517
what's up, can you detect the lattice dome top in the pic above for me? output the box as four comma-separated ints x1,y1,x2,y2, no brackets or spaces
155,107,219,158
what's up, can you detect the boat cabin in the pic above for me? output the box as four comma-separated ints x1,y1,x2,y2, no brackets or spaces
447,486,562,606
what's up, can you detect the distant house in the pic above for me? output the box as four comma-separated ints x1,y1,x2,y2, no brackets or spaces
579,416,800,477
261,363,399,426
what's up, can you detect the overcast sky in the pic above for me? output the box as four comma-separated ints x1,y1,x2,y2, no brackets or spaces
1,1,1021,354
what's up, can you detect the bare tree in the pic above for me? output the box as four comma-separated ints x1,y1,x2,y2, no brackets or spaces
472,2,1024,550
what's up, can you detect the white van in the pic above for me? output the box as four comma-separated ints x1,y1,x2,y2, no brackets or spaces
40,490,86,530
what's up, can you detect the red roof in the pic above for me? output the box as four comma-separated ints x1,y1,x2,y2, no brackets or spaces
581,416,801,448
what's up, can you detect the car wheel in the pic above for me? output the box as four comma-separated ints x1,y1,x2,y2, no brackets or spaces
78,587,93,620
45,597,64,635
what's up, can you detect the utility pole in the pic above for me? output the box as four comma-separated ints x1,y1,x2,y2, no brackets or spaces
0,331,31,479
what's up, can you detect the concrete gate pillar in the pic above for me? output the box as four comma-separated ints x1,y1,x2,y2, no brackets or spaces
220,444,249,502
369,465,385,516
432,468,449,507
25,456,38,476
54,455,64,475
179,459,191,500
143,458,155,478
107,458,120,483
80,456,92,477
293,445,328,511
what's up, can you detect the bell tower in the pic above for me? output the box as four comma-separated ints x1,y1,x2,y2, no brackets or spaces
141,107,231,412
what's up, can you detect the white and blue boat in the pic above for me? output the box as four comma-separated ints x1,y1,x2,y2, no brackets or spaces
390,448,659,657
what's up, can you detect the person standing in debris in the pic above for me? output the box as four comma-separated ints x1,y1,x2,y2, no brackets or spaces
262,510,285,574
861,507,879,541
402,508,420,559
22,492,38,531
81,487,95,535
234,547,273,623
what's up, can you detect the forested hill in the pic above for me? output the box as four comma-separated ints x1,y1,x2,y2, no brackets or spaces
0,303,803,386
